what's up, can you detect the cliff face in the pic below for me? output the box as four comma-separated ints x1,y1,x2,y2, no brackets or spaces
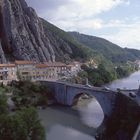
0,0,94,63
1,0,139,64
0,0,75,63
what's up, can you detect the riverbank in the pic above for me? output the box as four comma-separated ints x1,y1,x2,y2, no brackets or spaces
80,63,138,87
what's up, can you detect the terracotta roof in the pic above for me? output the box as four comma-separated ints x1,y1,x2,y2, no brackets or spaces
44,62,66,67
15,60,35,65
36,64,48,68
0,64,15,67
36,62,66,68
67,64,74,67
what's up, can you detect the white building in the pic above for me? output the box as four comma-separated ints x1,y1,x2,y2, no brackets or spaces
0,64,17,82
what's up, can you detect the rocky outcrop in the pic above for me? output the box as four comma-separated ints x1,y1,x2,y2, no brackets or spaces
0,0,56,62
0,0,93,63
0,40,6,63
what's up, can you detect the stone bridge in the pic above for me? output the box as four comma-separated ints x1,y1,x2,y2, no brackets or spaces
40,81,140,117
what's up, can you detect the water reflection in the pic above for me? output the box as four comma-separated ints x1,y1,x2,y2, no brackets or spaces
75,98,104,128
38,97,104,140
38,71,140,140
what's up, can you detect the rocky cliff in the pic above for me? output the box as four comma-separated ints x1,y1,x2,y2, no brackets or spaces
0,0,58,63
0,0,80,63
0,0,140,64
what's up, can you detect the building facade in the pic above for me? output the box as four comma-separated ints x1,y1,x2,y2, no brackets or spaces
36,62,68,80
0,60,82,82
15,61,36,81
0,64,17,82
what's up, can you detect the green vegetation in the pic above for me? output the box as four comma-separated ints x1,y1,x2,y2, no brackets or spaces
41,18,100,61
81,64,115,86
69,32,140,64
0,89,45,140
42,19,140,68
0,107,45,140
11,81,48,108
0,92,7,114
80,63,137,86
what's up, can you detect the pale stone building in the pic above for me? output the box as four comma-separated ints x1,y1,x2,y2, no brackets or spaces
0,60,81,82
67,61,81,76
0,64,17,82
15,60,36,81
36,62,68,80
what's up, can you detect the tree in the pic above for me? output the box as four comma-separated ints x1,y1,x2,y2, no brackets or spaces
0,92,7,114
0,107,45,140
15,107,45,140
0,114,27,140
0,82,45,140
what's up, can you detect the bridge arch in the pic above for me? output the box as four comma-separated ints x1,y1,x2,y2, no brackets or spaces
40,81,116,117
66,86,116,117
72,92,105,128
72,92,91,105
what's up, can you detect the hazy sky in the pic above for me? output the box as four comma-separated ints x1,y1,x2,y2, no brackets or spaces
26,0,140,49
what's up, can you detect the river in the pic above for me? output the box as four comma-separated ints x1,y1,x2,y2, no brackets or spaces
38,98,102,140
38,71,140,140
108,70,140,89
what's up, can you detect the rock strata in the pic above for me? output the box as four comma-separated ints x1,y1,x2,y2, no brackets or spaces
0,0,71,62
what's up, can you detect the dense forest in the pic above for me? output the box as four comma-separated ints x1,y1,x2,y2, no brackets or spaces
69,32,140,64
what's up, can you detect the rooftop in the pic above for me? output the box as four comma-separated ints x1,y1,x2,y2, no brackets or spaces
36,62,66,68
0,64,15,67
15,60,35,65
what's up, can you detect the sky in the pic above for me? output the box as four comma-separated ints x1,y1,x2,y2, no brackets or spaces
26,0,140,50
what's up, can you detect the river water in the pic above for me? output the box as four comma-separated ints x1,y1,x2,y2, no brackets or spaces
38,71,140,140
38,99,102,140
108,71,140,89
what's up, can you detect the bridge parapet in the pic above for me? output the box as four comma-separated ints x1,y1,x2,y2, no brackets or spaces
40,81,118,117
39,81,140,116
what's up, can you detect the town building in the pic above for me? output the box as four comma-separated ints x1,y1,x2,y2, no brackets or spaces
67,61,82,76
0,64,17,82
36,62,68,80
0,60,82,82
135,60,140,68
15,60,36,81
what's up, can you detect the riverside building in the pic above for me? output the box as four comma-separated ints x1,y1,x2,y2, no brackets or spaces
0,64,17,83
0,60,81,82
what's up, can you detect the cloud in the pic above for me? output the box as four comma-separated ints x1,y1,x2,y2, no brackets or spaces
26,0,129,23
26,0,140,49
53,18,103,32
101,19,140,49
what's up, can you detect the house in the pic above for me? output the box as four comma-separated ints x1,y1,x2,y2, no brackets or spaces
0,64,17,81
135,60,140,68
15,60,36,81
67,61,81,76
0,60,82,82
36,62,68,80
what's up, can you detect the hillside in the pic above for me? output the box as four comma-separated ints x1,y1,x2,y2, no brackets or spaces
41,19,96,62
69,32,140,64
0,0,140,65
41,19,112,64
0,0,92,63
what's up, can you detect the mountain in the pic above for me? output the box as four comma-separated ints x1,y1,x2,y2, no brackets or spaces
69,32,140,64
0,0,91,63
41,19,95,62
0,0,140,64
